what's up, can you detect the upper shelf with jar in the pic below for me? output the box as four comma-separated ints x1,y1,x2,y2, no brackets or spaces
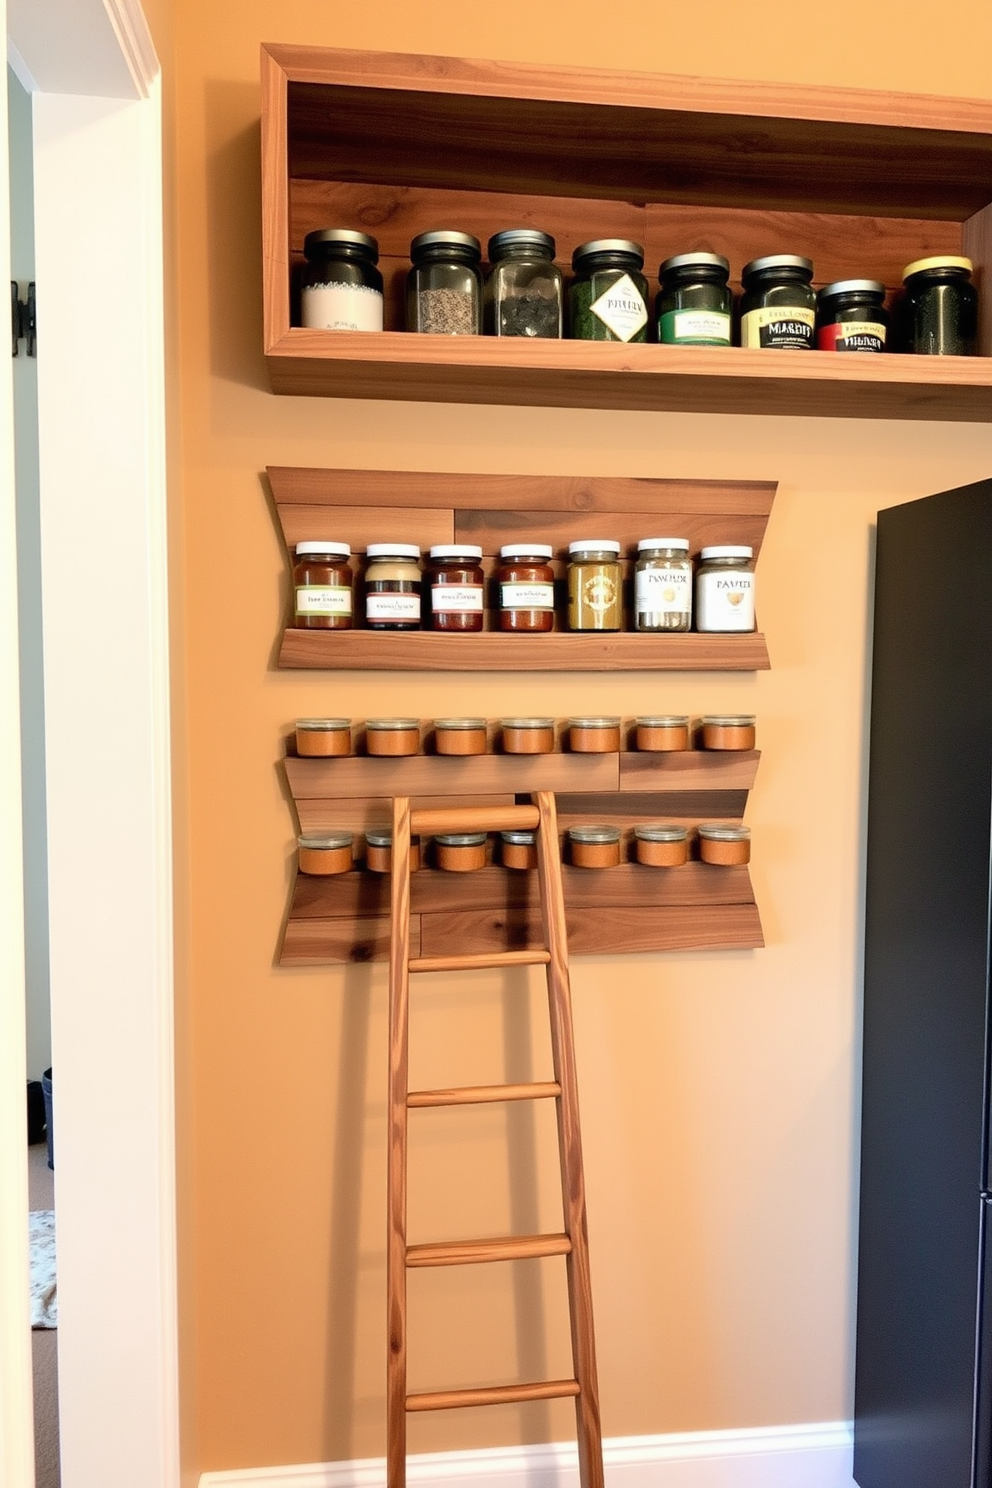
261,44,992,421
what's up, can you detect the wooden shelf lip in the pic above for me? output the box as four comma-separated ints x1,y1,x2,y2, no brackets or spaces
266,332,992,422
278,628,770,672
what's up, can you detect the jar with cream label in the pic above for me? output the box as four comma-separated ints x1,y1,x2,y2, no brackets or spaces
635,538,692,631
364,544,422,630
293,542,354,629
497,545,556,632
695,546,755,632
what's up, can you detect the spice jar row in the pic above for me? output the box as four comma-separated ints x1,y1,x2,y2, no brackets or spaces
297,821,751,875
299,229,980,356
293,539,756,634
294,714,756,756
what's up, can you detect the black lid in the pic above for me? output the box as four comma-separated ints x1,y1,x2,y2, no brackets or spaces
303,228,379,261
488,228,556,259
410,230,482,260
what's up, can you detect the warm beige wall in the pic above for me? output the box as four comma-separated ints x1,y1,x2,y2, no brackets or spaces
168,0,992,1475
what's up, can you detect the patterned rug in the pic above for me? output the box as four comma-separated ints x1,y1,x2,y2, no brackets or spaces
30,1209,57,1328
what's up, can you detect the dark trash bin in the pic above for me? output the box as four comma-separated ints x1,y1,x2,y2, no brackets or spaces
26,1080,46,1145
41,1068,53,1170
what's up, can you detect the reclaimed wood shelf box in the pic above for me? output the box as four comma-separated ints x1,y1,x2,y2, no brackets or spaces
270,467,774,672
281,736,762,964
261,43,992,421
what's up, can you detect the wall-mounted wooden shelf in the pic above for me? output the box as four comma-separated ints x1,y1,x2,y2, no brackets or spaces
270,467,775,673
261,44,992,422
280,737,762,963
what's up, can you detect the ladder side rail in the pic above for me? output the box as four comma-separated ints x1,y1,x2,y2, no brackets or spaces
387,797,413,1488
534,791,605,1488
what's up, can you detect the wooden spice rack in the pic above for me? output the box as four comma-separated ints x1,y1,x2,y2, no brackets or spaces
270,467,774,672
261,44,992,422
280,724,762,963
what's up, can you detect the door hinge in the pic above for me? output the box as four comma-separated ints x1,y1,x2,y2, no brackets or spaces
11,281,36,357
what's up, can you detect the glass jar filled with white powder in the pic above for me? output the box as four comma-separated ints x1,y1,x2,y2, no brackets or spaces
300,229,384,332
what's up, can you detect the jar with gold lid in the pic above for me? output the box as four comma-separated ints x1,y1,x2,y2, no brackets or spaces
699,715,756,750
298,831,354,876
500,830,538,870
634,538,692,632
567,540,623,632
434,718,488,755
295,718,352,757
568,717,621,753
634,823,689,867
698,822,751,865
568,825,622,868
364,544,422,630
293,542,354,629
365,829,421,874
635,715,690,752
365,718,421,756
435,832,488,872
502,717,555,754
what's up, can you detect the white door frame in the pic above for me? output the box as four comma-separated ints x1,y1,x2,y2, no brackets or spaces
2,1,178,1484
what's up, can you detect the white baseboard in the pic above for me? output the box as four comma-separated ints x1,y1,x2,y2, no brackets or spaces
198,1420,854,1488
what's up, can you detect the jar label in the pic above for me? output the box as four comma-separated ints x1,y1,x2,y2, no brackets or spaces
695,571,755,632
817,321,886,352
366,593,421,621
589,274,648,342
659,309,731,345
741,306,815,350
500,581,555,610
301,282,384,332
635,568,692,616
295,585,353,616
430,584,484,613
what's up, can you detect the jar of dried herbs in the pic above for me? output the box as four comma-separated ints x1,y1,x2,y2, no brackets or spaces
407,231,483,335
657,253,732,346
569,240,649,343
567,541,623,631
485,229,563,338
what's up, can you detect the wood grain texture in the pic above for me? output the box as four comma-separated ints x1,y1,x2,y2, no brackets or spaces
420,904,765,956
963,201,992,359
293,793,515,835
280,914,420,964
409,805,540,835
285,752,619,798
279,504,453,551
387,799,412,1488
406,1380,580,1412
260,46,290,346
409,949,550,973
278,627,771,671
618,748,760,790
407,1081,561,1108
406,1233,571,1267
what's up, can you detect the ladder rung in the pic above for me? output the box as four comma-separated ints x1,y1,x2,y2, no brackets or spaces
408,1080,561,1108
407,1232,571,1268
407,1379,581,1412
410,949,550,974
410,805,540,836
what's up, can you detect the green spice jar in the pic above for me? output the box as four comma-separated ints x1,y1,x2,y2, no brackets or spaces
569,240,650,343
657,253,732,346
740,254,816,350
816,280,888,352
485,229,563,338
566,540,623,631
901,256,977,356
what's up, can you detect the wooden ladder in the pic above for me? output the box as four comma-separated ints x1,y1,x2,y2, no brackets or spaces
387,791,603,1488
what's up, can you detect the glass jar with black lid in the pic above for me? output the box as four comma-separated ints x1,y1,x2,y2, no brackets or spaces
569,240,650,342
901,256,978,356
740,255,816,350
816,280,888,352
657,253,732,345
406,231,483,335
485,229,563,338
300,229,384,332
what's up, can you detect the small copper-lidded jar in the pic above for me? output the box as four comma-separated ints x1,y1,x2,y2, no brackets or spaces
568,716,622,753
502,717,556,754
435,832,488,872
634,823,689,867
699,714,756,751
434,718,488,756
364,829,421,874
568,825,622,869
635,715,690,752
365,718,421,756
501,829,538,870
298,831,354,876
295,717,353,757
698,822,751,865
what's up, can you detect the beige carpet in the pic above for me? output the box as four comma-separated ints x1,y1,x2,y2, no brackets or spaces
28,1141,60,1488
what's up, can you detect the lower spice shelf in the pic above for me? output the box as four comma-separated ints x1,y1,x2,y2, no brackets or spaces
280,742,762,963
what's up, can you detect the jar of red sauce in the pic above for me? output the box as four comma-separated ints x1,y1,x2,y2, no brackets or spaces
497,544,555,632
426,545,485,631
